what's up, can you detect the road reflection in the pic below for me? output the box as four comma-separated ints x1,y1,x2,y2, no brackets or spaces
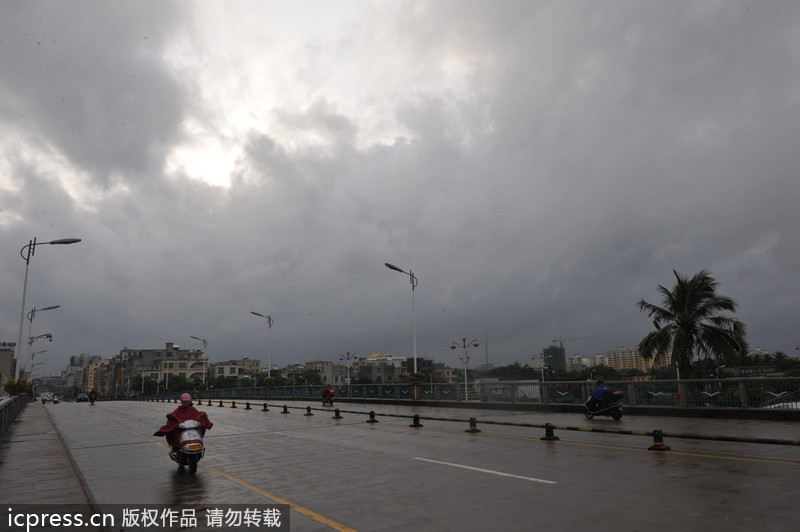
169,467,208,504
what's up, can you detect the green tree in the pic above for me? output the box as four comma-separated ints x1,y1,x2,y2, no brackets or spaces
637,269,747,378
406,372,427,383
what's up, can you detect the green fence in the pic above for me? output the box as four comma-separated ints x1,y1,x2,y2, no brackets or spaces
150,377,800,411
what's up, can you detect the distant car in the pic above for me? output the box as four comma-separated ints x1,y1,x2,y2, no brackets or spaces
77,393,89,402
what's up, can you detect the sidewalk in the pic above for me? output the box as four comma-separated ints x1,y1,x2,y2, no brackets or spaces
0,400,93,504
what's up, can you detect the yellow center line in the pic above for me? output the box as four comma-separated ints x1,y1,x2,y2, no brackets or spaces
200,462,356,532
96,411,357,532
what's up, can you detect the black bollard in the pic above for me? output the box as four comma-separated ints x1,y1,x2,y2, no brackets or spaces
281,404,290,414
245,402,251,410
540,422,560,441
231,401,237,408
333,408,343,420
410,414,423,428
648,429,671,451
262,403,269,412
304,406,314,416
207,399,212,407
366,411,379,423
218,400,224,407
465,417,481,433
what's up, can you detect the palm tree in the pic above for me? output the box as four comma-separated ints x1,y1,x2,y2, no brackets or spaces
637,270,747,378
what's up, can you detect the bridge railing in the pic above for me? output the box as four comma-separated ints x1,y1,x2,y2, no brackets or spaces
147,377,800,411
0,394,29,439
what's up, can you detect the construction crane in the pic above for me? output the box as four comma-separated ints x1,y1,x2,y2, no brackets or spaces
552,336,597,349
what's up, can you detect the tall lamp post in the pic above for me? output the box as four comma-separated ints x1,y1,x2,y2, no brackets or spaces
450,337,479,401
251,312,274,377
190,335,209,384
338,351,359,385
26,305,60,379
385,262,419,374
531,352,553,382
15,237,81,379
26,333,53,380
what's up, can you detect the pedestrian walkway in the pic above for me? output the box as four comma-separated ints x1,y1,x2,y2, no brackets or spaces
0,400,92,504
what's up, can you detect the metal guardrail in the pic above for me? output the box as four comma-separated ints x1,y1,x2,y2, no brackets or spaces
147,377,800,411
0,395,29,440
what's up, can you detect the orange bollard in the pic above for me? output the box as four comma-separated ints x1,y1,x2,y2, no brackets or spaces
648,430,671,451
465,417,481,433
540,422,559,441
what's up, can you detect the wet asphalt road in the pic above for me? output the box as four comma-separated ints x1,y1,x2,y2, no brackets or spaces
43,400,799,532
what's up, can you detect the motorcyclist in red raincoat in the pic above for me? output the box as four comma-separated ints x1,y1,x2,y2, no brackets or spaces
322,383,335,406
153,393,213,451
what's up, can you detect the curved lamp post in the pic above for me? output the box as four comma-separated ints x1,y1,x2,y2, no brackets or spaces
26,333,53,380
15,237,81,379
385,262,419,374
251,312,274,377
451,337,479,401
190,335,209,384
25,305,60,379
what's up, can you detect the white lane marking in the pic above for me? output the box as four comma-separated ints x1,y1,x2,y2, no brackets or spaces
273,431,307,439
414,457,556,484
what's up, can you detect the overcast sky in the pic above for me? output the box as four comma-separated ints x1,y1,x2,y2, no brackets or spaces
2,1,799,377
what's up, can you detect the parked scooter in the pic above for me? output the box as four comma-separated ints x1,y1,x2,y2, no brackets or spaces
167,420,206,474
584,390,624,420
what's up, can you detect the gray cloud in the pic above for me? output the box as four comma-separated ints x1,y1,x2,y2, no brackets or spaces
2,1,799,377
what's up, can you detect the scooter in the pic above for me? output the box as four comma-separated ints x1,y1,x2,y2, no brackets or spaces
584,391,624,420
322,389,335,406
168,420,206,474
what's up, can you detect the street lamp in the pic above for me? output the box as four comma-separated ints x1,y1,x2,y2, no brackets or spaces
450,337,479,401
29,349,48,385
27,333,53,379
25,305,60,379
15,237,81,379
190,335,209,384
338,352,359,385
531,352,553,382
716,365,727,379
385,262,419,374
251,312,274,377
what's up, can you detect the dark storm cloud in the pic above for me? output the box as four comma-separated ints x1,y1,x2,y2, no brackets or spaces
0,2,186,183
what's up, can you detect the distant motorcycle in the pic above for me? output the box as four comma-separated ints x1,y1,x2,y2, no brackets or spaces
584,390,624,420
322,388,335,406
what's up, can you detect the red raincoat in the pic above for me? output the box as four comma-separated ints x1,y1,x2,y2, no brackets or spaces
154,404,213,448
